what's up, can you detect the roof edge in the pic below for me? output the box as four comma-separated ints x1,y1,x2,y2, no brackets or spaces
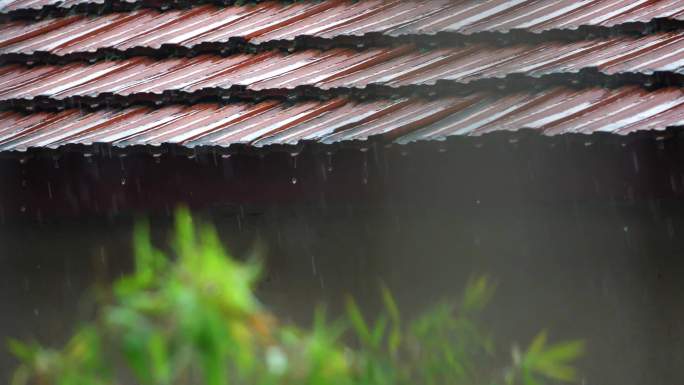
2,70,682,114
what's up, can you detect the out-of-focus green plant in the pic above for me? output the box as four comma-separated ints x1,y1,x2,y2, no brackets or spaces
506,330,585,385
8,208,584,385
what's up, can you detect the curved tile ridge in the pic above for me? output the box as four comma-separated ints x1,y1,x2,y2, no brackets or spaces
0,0,289,16
2,86,684,152
1,33,683,103
0,0,95,13
1,0,683,57
2,0,684,29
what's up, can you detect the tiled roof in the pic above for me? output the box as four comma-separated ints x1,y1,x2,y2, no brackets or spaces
2,33,684,104
2,0,684,56
2,86,684,152
0,0,684,152
3,0,684,31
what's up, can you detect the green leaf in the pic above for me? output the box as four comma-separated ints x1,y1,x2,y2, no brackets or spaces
462,275,496,315
527,330,548,356
380,285,401,355
370,315,388,349
523,332,585,383
148,332,171,385
7,340,35,362
174,205,196,262
345,296,372,347
543,340,585,363
121,331,153,384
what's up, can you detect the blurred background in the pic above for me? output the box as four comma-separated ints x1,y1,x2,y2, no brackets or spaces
2,139,684,384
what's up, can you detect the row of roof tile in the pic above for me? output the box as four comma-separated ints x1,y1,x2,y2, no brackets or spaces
0,0,267,14
2,33,684,102
2,0,684,57
2,86,683,152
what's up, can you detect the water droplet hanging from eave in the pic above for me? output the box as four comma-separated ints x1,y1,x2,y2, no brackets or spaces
361,150,369,185
326,152,333,173
290,152,299,185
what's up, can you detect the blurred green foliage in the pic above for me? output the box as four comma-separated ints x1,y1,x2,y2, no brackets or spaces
8,208,584,385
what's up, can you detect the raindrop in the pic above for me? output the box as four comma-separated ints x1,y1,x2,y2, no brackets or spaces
311,255,317,275
361,152,368,185
21,179,27,188
33,308,39,316
47,181,53,199
319,163,328,181
291,153,299,185
631,151,640,173
623,225,629,233
121,177,126,186
20,205,26,213
23,277,30,292
326,152,333,173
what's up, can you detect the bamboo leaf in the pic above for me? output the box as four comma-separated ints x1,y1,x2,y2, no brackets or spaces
345,296,372,347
